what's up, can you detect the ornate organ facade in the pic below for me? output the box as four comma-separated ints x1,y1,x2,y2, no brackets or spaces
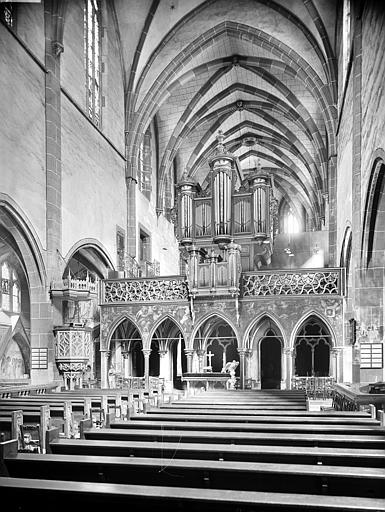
176,131,278,274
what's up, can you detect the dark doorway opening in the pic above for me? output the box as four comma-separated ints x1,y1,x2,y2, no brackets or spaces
260,334,281,389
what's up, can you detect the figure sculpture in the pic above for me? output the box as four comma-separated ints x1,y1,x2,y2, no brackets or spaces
222,359,239,389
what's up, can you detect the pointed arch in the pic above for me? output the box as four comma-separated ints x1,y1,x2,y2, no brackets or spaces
64,238,115,278
103,314,143,352
190,311,240,350
0,194,46,289
290,311,336,351
361,151,385,269
148,314,186,343
243,311,288,350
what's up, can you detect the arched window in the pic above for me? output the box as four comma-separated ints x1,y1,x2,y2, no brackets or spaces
286,210,300,234
1,262,21,313
138,126,152,198
84,0,102,126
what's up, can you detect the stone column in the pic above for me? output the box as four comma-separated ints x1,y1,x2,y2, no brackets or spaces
142,349,152,389
100,350,110,389
158,350,169,379
237,348,247,389
244,349,252,386
283,348,292,390
330,348,338,382
122,351,130,378
197,350,205,373
184,349,194,373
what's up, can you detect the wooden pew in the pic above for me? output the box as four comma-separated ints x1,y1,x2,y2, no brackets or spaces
2,450,385,498
125,412,380,425
111,419,383,436
1,477,385,512
49,437,385,468
82,426,385,449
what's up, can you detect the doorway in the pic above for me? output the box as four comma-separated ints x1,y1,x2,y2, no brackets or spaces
260,332,281,389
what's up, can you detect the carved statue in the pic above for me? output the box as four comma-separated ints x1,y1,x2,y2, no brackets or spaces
222,359,239,390
253,240,272,269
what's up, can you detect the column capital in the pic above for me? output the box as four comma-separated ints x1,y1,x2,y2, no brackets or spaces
237,348,248,356
184,349,195,356
142,349,152,358
158,350,168,358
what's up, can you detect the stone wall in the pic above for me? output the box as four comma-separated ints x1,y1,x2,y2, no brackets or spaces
0,19,46,248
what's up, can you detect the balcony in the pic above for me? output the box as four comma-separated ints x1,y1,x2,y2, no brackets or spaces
100,268,345,304
50,275,98,300
242,268,345,297
100,276,189,304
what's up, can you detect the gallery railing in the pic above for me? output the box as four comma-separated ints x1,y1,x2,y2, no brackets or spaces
242,268,344,297
100,268,344,303
291,376,335,399
100,276,189,304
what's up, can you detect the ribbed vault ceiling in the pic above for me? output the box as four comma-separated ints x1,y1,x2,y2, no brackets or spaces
116,0,337,228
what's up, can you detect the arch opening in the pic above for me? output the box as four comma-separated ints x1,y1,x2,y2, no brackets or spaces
294,316,332,377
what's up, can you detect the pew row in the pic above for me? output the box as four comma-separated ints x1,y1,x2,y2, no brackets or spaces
1,477,384,512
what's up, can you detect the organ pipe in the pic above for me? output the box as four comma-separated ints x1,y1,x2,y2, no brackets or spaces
248,169,271,241
176,173,197,245
211,159,233,244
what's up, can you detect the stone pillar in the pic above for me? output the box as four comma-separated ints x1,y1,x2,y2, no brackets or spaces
197,350,205,373
142,349,152,389
122,351,130,378
237,348,247,389
159,350,169,379
330,348,338,382
100,350,109,389
244,349,252,385
283,348,292,390
184,349,194,373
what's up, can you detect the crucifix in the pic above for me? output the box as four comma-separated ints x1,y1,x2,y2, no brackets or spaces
206,351,214,368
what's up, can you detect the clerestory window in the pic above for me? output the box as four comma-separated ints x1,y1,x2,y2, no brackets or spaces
0,3,16,29
84,0,102,126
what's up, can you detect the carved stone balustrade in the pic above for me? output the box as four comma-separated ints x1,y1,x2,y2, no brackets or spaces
50,276,98,300
54,327,92,389
242,268,344,297
100,276,189,304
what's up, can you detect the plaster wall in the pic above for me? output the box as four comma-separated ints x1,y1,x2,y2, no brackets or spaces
0,23,46,249
361,3,385,188
61,0,125,152
135,122,179,276
136,192,179,276
336,75,353,259
16,3,45,63
61,95,126,265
